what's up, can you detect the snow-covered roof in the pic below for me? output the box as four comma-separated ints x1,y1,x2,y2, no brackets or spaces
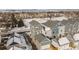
58,37,70,46
30,20,42,28
35,34,51,45
6,33,26,46
6,33,32,50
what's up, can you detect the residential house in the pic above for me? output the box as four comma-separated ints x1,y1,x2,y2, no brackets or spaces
51,37,70,50
30,20,43,39
52,22,65,38
43,20,65,39
62,19,78,35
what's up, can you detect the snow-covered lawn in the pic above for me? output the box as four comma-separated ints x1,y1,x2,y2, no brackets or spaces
51,16,68,21
23,18,49,23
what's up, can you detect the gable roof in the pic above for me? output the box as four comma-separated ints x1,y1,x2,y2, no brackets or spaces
52,37,70,46
43,20,59,28
58,37,70,46
7,33,27,46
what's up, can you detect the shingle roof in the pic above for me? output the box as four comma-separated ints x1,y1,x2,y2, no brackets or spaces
35,34,51,45
30,20,42,28
61,20,68,25
43,20,59,28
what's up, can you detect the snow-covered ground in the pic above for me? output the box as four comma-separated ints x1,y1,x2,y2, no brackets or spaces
51,16,68,21
23,18,50,23
23,16,68,24
7,26,30,34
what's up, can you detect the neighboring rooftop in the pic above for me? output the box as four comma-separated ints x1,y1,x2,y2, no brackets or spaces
43,20,59,28
35,34,51,45
58,37,70,46
30,20,43,28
